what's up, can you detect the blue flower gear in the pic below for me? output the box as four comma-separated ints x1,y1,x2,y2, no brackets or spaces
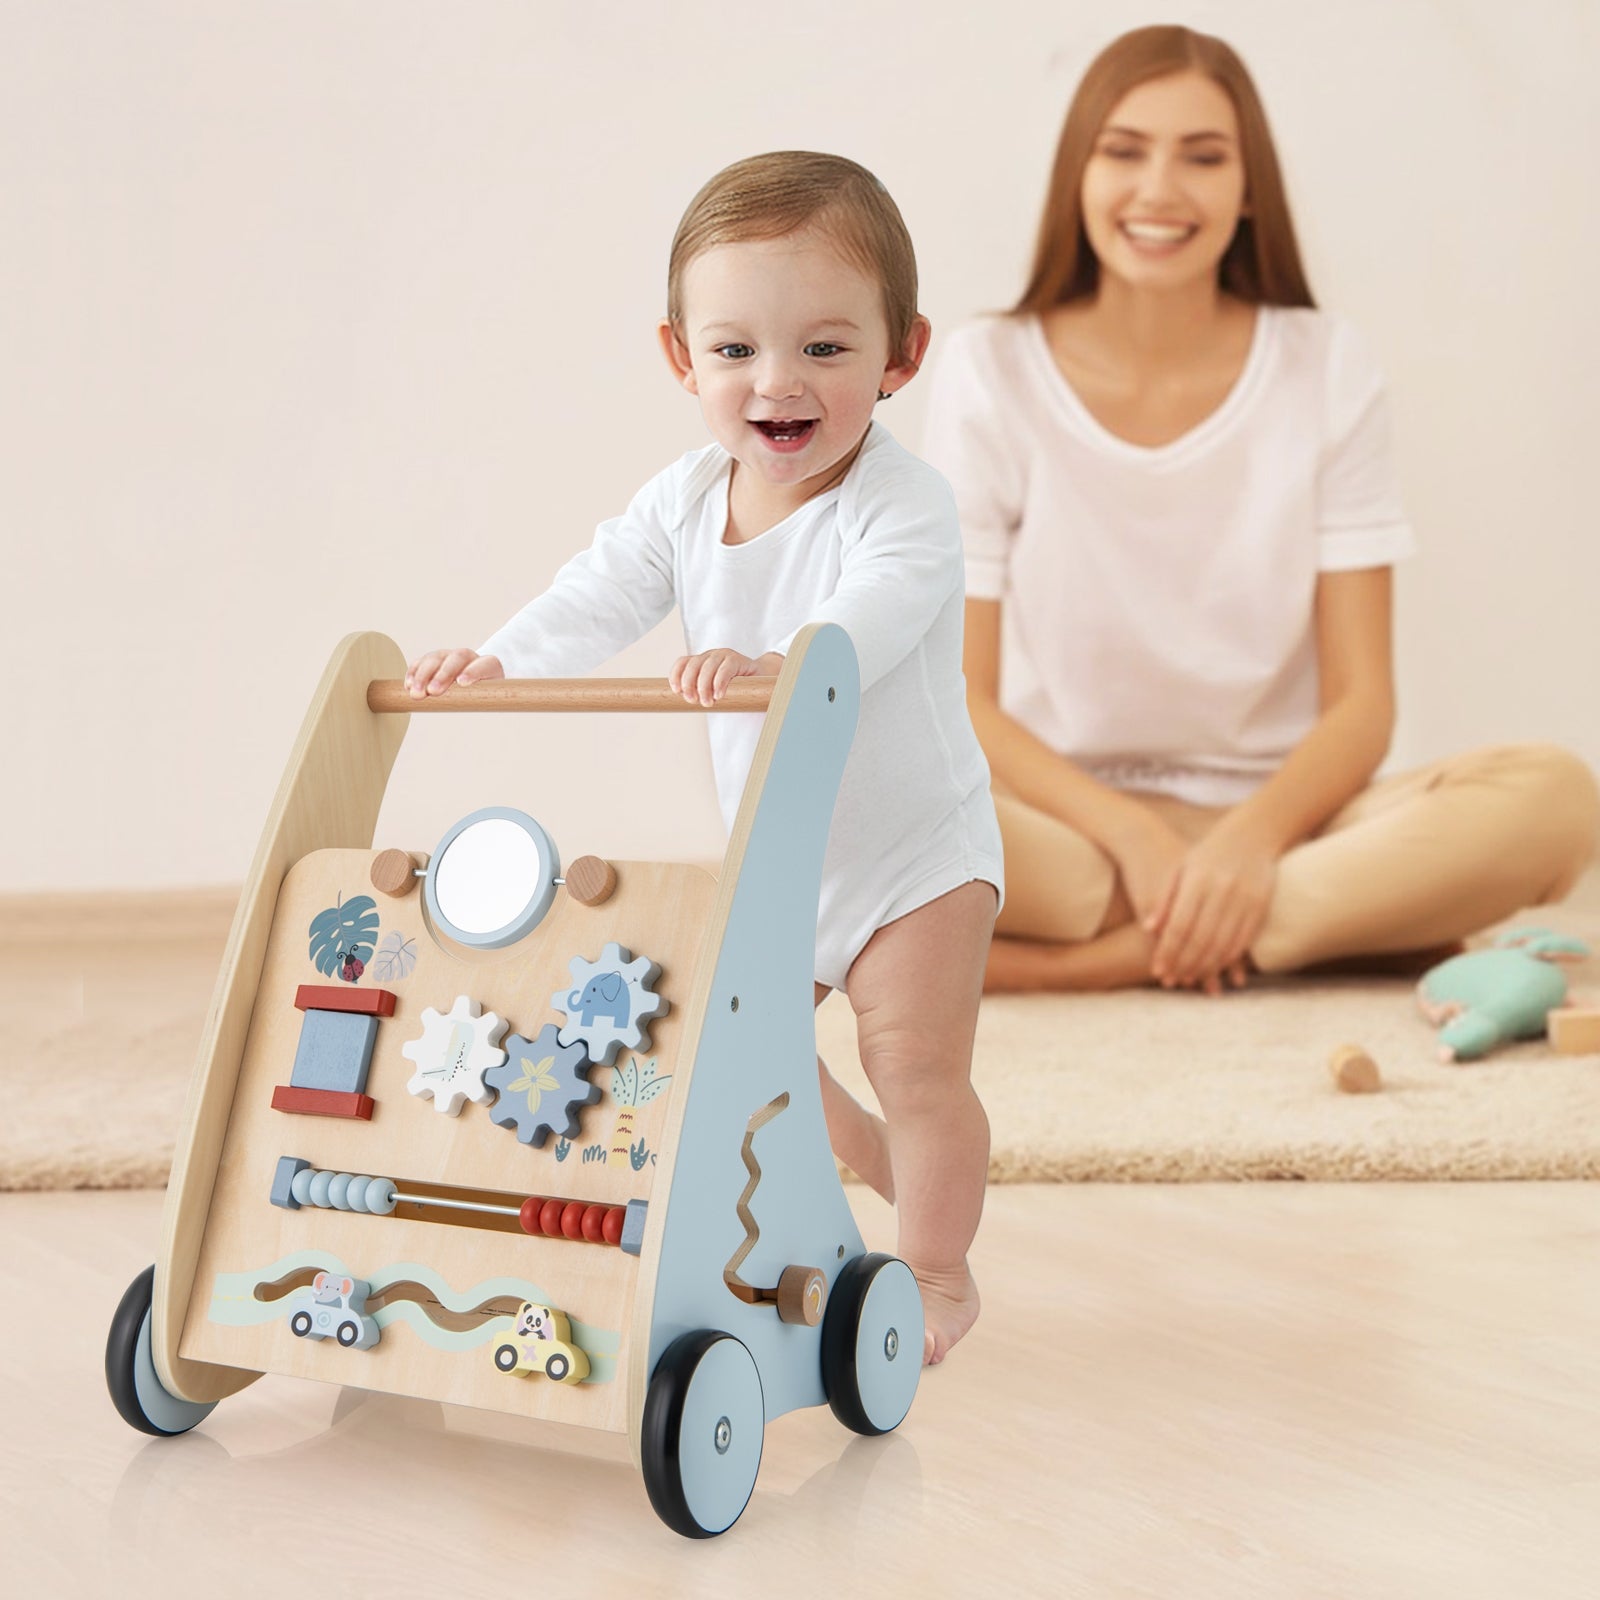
485,1022,601,1147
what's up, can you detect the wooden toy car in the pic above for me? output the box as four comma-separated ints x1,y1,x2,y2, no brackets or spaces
104,624,924,1538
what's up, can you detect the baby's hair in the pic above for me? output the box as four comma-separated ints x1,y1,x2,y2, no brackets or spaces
667,151,919,355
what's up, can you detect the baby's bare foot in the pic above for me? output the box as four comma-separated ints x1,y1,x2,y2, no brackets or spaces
908,1260,981,1366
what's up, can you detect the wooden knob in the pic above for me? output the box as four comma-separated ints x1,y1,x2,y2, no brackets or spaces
775,1265,827,1327
1328,1044,1381,1094
370,849,419,898
565,855,617,906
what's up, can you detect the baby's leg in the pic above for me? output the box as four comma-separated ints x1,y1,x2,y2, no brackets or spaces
844,881,996,1365
813,982,895,1203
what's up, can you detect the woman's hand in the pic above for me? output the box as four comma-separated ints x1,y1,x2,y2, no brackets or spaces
404,649,505,698
1148,812,1279,993
669,648,784,706
1104,807,1190,936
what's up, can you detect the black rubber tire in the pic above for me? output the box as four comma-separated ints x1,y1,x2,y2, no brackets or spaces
820,1252,920,1437
105,1265,211,1437
641,1329,764,1538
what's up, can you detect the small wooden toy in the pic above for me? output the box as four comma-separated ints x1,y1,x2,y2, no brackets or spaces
288,1271,380,1351
1418,927,1591,1061
1328,1044,1382,1094
1547,1007,1600,1055
493,1302,591,1385
104,626,920,1539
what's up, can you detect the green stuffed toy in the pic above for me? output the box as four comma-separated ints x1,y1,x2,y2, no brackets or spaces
1417,927,1591,1062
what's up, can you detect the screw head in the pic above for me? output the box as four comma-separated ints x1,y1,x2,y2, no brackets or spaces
884,1327,899,1362
714,1416,732,1454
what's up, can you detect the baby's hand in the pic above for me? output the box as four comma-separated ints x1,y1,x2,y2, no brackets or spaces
404,648,505,698
669,648,783,706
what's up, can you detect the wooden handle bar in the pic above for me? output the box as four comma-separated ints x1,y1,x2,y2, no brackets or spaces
366,678,777,713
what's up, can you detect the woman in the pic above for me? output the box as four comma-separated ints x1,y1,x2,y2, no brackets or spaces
922,25,1597,994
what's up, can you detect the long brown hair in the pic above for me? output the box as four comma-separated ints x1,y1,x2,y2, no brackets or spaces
1014,26,1315,314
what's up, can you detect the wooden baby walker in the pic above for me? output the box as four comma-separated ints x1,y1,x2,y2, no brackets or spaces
103,623,924,1538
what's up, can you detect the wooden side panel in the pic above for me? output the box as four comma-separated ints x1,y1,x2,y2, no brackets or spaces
155,633,409,1402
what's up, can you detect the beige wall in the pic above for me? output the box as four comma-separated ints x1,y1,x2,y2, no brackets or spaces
6,0,1597,892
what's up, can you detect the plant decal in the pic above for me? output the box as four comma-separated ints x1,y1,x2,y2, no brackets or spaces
608,1057,672,1168
372,930,417,982
554,1137,570,1162
308,893,380,982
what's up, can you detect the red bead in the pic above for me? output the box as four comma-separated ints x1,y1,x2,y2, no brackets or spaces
561,1200,585,1239
518,1197,542,1234
539,1198,565,1237
581,1204,606,1242
601,1206,625,1246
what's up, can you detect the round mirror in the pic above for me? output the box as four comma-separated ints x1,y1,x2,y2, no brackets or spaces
423,807,559,949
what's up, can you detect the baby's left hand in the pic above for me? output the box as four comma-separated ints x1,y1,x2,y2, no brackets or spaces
669,648,784,706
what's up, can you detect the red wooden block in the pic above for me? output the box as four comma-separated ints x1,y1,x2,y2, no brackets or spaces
294,984,397,1017
271,1084,376,1120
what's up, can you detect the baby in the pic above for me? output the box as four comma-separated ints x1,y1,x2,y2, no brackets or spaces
407,152,1002,1363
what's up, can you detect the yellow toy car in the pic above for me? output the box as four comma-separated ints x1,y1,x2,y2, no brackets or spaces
492,1301,590,1385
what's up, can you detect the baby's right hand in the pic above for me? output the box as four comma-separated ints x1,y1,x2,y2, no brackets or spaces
404,648,505,698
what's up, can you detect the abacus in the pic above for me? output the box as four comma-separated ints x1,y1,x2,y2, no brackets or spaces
104,625,925,1539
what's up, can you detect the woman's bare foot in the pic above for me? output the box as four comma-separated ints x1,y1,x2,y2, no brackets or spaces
818,1057,895,1203
909,1259,981,1365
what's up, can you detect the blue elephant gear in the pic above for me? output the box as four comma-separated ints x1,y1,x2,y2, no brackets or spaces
552,942,668,1065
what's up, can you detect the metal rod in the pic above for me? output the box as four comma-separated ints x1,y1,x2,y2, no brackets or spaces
393,1191,521,1219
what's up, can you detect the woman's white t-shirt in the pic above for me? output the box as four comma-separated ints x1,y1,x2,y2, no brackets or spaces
920,307,1416,806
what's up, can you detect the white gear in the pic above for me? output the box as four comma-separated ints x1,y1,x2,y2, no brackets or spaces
552,942,668,1066
401,994,508,1115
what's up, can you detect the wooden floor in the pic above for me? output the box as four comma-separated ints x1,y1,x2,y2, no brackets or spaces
6,1182,1597,1597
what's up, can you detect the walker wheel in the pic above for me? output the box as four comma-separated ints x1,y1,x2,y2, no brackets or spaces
105,1265,219,1437
820,1253,923,1436
640,1330,765,1538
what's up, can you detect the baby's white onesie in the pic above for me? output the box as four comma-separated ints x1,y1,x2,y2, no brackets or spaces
479,421,1003,989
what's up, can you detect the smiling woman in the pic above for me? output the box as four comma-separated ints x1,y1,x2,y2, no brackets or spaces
921,24,1600,996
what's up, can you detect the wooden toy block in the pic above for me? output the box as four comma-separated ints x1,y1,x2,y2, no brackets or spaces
565,855,617,907
270,1086,377,1120
369,848,420,897
1328,1044,1382,1094
294,984,397,1017
289,1009,379,1093
1548,1007,1600,1054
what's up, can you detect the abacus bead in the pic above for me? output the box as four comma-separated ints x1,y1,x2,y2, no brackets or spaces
309,1170,334,1208
519,1198,543,1234
581,1204,606,1242
601,1207,625,1246
540,1198,565,1237
291,1168,315,1206
346,1176,371,1213
561,1201,586,1240
365,1178,398,1215
327,1174,353,1210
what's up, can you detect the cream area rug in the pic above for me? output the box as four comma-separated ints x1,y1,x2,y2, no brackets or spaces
3,887,1598,1190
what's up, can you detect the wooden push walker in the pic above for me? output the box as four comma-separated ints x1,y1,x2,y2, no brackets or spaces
103,623,924,1538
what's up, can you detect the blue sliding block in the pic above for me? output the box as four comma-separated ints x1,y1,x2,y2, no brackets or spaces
290,1010,380,1094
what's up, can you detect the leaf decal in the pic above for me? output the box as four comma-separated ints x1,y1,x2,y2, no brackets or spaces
371,930,417,982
